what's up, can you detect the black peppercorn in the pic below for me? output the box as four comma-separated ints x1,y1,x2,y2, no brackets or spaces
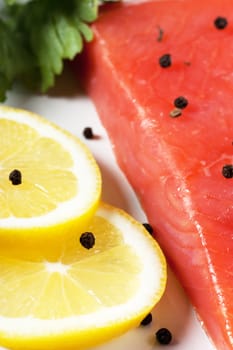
80,232,95,249
140,312,153,326
174,96,188,109
214,16,228,30
222,164,233,178
159,54,171,68
9,169,22,185
142,223,153,235
83,127,94,139
155,328,172,345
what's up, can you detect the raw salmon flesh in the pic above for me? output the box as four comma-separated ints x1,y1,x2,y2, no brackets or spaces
75,1,233,349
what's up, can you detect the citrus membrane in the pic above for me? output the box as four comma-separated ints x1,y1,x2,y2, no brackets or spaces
0,202,167,350
0,105,101,260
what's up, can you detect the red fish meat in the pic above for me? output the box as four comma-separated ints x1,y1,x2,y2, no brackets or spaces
75,1,233,349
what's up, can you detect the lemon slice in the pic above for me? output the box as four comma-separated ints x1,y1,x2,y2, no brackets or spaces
0,105,101,260
0,202,167,350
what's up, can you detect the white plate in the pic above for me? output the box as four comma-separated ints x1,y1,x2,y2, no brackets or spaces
3,70,215,350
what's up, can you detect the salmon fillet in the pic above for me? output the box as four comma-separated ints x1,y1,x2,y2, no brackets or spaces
75,1,233,348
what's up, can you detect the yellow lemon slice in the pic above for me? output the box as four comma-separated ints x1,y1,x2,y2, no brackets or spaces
0,202,167,350
0,105,101,260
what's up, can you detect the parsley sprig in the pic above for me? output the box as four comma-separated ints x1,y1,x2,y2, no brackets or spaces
0,0,111,101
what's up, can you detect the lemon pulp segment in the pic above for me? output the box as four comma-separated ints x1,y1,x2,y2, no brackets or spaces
0,119,76,218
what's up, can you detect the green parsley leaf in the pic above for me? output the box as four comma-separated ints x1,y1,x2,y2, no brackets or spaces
0,0,113,100
0,16,32,101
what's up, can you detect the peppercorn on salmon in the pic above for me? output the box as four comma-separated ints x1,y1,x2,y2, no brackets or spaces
74,0,233,349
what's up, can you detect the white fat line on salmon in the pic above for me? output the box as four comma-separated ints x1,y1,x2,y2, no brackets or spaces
200,153,233,177
194,221,233,346
95,31,148,122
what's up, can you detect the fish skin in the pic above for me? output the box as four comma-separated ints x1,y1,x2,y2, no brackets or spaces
76,0,233,349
